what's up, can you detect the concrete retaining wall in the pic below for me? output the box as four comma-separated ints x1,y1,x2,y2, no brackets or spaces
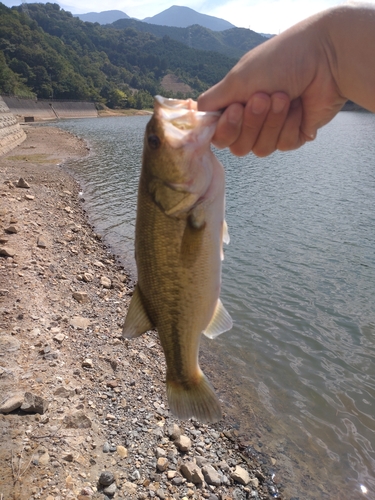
2,96,98,121
0,96,26,156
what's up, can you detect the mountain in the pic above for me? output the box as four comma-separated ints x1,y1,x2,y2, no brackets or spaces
74,10,130,24
143,5,235,31
0,2,238,108
111,18,266,59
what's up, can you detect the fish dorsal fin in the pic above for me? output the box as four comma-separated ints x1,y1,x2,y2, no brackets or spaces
203,299,233,339
122,284,153,338
223,220,230,245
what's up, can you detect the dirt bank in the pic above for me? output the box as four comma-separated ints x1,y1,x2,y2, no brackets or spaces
0,126,282,500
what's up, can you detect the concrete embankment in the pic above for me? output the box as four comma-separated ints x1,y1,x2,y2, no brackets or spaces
2,96,98,121
0,96,26,155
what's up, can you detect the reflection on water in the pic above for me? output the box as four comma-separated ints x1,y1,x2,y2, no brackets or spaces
52,112,375,499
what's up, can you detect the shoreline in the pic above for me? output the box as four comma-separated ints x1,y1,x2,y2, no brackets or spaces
0,125,282,500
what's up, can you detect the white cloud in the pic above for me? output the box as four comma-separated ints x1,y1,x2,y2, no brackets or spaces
206,0,343,33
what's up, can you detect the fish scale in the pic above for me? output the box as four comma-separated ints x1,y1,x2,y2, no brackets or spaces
123,96,232,422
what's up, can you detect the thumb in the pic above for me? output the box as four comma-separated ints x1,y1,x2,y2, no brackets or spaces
198,76,241,112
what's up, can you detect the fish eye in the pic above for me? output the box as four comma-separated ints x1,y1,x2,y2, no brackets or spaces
148,134,161,150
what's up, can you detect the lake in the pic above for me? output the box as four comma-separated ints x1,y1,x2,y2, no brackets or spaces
50,110,375,500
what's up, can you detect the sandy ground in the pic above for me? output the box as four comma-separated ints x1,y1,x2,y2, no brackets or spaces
0,126,283,500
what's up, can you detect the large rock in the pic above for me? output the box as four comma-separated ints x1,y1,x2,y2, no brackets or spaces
0,394,24,413
202,465,222,486
0,247,16,257
180,462,204,484
64,411,91,429
20,392,49,414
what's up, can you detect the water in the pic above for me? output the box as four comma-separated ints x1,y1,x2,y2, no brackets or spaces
51,112,375,499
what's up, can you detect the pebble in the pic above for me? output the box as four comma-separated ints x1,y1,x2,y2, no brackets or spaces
82,358,93,368
38,451,50,465
16,177,30,188
156,488,165,499
156,457,169,472
5,225,17,234
73,291,89,303
175,434,192,452
53,333,65,343
70,316,90,329
116,445,128,458
103,442,110,453
231,465,251,486
168,423,181,440
203,465,222,486
155,447,166,458
180,462,204,484
37,235,47,248
101,276,112,288
103,482,116,496
99,471,115,486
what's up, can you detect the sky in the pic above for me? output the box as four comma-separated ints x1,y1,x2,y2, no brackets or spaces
2,0,375,34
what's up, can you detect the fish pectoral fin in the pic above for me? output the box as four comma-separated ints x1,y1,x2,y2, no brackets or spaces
220,220,230,261
223,220,230,244
203,299,233,339
122,284,153,338
149,178,198,217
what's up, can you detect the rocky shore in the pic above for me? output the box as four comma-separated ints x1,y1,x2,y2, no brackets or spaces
0,126,283,500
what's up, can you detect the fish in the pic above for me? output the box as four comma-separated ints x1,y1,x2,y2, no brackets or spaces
122,95,232,423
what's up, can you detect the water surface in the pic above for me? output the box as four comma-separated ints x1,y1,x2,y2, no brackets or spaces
52,112,375,499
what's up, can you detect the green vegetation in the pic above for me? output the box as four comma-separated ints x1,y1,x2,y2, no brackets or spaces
0,2,257,109
111,18,267,60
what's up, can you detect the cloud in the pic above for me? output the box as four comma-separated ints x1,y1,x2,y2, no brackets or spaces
208,0,346,33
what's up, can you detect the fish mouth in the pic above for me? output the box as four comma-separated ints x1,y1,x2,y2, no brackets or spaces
154,95,221,146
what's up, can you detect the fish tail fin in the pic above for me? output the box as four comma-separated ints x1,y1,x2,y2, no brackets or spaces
167,371,222,423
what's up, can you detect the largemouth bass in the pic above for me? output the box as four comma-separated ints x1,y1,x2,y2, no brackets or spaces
123,96,232,423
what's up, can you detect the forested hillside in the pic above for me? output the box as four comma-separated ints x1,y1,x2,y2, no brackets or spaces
111,18,266,59
0,2,243,109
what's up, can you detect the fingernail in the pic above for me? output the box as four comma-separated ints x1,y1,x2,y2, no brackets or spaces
251,95,268,115
272,96,287,114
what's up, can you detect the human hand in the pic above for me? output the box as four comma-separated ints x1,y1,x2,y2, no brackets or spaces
210,92,304,157
198,8,348,157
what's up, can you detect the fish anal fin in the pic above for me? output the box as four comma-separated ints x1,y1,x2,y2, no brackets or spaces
167,370,222,423
122,284,153,339
203,299,233,339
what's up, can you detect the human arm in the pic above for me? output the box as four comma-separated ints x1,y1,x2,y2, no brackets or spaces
198,5,375,157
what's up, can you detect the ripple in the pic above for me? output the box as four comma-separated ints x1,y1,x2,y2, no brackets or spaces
50,111,375,499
